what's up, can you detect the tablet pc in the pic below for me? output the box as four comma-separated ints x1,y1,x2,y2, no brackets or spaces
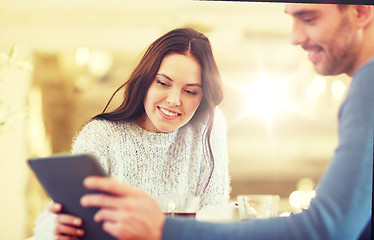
28,153,116,240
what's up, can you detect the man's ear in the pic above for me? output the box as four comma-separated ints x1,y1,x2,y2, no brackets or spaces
352,5,373,29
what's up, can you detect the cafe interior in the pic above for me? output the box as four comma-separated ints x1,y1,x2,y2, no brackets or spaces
0,0,352,239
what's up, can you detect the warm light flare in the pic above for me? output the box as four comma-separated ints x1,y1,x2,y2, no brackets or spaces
289,178,316,210
75,47,90,66
88,50,113,76
331,80,346,100
305,76,326,102
289,190,314,209
244,77,289,120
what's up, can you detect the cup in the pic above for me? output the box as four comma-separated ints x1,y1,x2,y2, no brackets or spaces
237,194,279,220
158,195,200,218
196,202,239,222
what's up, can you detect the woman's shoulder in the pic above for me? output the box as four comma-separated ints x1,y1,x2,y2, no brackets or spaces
83,118,128,130
75,119,130,139
72,119,130,151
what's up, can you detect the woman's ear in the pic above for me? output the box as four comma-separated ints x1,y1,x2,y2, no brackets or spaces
352,5,374,29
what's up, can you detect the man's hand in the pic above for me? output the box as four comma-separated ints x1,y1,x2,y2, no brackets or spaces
81,176,166,240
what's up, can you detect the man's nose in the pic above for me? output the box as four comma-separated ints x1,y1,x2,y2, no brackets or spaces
290,22,308,46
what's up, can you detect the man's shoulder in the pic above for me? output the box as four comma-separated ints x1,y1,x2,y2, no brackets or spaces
356,57,374,75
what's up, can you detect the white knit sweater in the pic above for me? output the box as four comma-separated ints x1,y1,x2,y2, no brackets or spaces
33,108,230,239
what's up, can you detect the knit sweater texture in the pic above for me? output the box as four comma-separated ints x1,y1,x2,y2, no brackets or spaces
33,108,230,239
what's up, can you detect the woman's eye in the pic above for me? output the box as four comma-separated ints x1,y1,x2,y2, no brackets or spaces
185,89,198,95
157,80,169,87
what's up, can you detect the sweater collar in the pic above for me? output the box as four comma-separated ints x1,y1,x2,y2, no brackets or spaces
128,121,179,147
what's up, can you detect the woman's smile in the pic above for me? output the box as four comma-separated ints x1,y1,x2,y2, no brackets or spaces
157,106,181,119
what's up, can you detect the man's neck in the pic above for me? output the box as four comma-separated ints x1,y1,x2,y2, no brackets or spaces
348,18,374,77
346,27,374,77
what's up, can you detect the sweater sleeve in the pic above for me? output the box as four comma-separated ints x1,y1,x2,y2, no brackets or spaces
33,202,56,240
71,119,113,175
33,120,114,239
162,63,373,240
199,107,231,207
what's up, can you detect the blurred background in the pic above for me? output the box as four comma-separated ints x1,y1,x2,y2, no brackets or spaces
0,0,351,239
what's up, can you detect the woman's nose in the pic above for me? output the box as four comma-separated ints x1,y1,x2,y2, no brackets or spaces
166,90,181,107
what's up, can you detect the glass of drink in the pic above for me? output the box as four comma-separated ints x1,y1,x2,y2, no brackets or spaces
237,194,279,220
158,195,200,218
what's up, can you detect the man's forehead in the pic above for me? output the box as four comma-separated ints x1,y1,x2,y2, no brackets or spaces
284,3,335,16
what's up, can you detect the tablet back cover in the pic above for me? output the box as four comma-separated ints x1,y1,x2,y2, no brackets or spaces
28,153,116,240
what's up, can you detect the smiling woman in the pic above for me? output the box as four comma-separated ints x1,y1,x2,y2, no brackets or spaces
32,27,231,240
138,53,203,133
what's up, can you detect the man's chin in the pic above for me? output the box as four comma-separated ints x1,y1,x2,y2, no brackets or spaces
313,63,334,76
314,66,327,76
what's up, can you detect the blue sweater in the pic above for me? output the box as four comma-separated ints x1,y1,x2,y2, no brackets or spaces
162,59,374,240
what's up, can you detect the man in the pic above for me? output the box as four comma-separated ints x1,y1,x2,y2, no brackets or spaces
78,4,373,240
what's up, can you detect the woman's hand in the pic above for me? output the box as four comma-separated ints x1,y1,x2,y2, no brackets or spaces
81,176,165,240
48,202,85,240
